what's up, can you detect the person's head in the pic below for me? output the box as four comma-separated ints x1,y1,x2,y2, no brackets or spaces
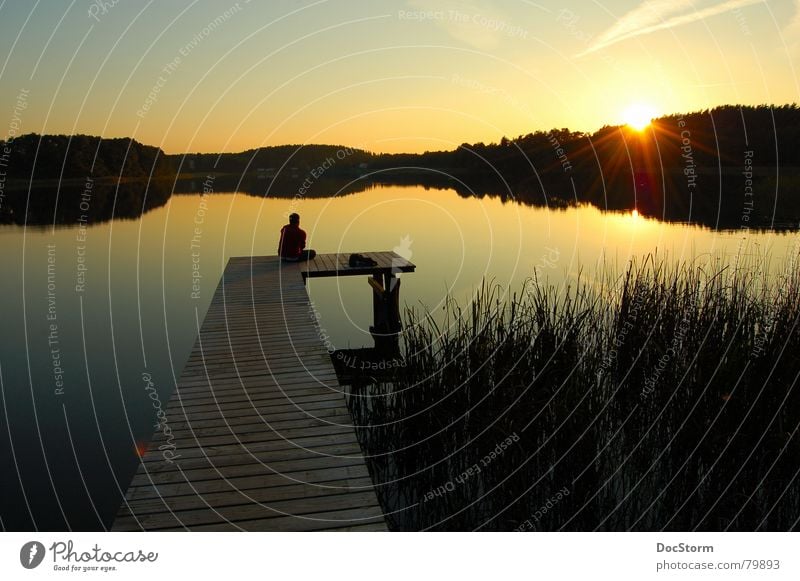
289,213,300,226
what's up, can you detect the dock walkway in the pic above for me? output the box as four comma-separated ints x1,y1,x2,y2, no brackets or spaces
112,252,415,531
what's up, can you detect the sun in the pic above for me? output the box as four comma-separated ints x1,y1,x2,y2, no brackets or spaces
622,103,658,131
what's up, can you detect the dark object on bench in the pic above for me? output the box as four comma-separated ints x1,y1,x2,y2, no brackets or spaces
349,253,378,267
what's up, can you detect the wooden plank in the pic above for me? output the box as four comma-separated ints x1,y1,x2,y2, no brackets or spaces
171,370,339,390
177,361,334,382
170,378,340,397
124,465,371,502
116,506,386,532
153,412,357,445
151,423,358,449
114,490,383,531
160,398,346,418
118,475,378,516
137,439,364,476
128,454,371,489
142,432,365,463
156,412,357,444
312,253,329,272
162,397,352,420
149,425,357,450
180,354,331,373
181,350,327,368
163,388,347,408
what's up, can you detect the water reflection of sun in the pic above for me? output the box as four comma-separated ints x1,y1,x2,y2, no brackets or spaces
624,208,646,229
616,207,653,232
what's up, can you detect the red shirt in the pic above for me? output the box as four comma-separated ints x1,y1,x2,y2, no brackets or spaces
278,223,306,258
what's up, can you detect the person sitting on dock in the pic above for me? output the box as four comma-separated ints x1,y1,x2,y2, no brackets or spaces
278,213,316,261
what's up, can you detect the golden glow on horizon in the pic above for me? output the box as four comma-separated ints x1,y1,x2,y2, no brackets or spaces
622,103,658,132
2,2,796,155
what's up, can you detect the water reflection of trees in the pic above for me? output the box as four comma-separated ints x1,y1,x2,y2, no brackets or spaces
367,170,800,231
7,169,798,232
1,179,173,226
215,169,799,232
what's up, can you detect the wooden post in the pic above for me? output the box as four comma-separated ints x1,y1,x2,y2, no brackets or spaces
384,272,401,332
368,271,401,355
370,273,385,331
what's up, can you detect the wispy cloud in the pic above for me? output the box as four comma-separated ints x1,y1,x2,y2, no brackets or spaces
578,0,765,57
786,0,800,50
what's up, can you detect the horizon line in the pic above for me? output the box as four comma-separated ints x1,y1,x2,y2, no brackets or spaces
4,102,796,157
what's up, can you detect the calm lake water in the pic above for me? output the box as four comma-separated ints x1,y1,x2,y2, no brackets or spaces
1,184,798,530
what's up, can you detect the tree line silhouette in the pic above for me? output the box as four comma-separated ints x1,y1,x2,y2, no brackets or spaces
365,104,800,229
1,134,175,179
3,105,799,229
0,134,175,225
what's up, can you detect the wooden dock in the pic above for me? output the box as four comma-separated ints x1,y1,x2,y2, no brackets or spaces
113,252,415,531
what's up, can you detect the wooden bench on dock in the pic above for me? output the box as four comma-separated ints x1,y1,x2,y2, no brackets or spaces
112,252,415,531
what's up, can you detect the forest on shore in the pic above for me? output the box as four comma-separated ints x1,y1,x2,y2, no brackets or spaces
3,104,799,229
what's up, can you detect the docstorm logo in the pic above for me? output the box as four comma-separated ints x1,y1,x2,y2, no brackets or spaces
20,541,46,569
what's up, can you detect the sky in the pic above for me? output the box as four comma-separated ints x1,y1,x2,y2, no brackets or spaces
0,0,798,154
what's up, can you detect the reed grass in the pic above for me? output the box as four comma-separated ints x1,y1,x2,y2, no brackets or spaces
347,254,800,531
